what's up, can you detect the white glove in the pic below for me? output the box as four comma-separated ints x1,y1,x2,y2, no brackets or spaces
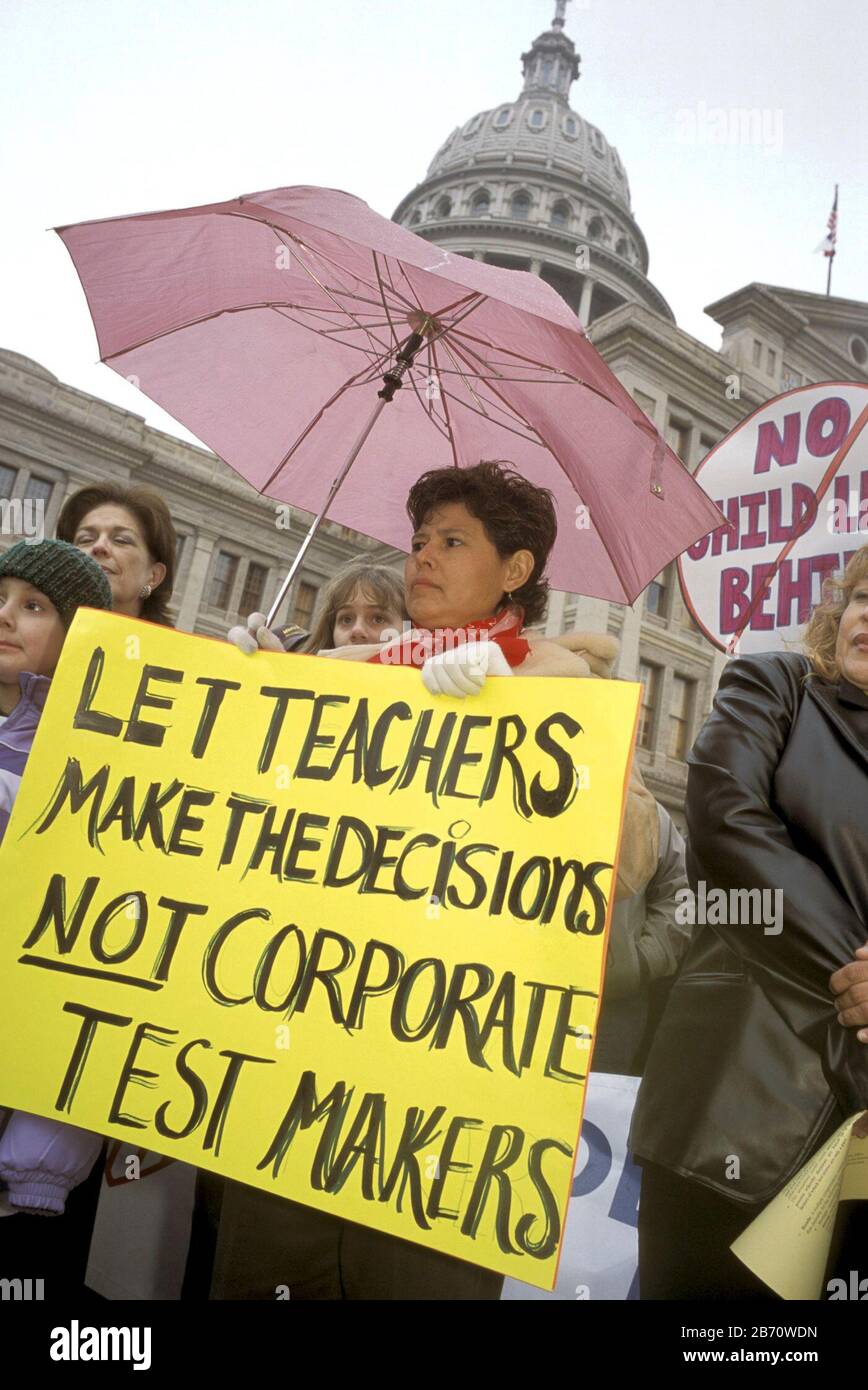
227,612,285,655
421,638,513,698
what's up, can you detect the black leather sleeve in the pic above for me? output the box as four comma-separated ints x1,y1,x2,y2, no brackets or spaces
686,652,868,1116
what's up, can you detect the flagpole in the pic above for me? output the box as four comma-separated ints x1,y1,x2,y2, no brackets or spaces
824,183,838,297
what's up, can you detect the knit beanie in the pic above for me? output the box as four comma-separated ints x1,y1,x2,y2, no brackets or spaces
0,539,113,628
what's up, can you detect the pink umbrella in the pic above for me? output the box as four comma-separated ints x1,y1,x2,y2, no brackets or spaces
56,185,723,620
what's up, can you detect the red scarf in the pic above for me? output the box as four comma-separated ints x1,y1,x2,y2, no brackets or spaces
368,607,529,668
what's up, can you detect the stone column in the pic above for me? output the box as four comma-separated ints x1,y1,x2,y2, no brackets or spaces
578,277,594,328
545,589,566,637
175,532,217,633
708,647,729,704
567,594,610,635
615,599,643,679
225,557,248,622
265,568,298,629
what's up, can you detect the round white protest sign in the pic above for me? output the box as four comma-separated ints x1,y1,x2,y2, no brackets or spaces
679,381,868,653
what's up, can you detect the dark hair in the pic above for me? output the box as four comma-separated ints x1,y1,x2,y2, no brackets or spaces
406,460,556,625
56,483,177,626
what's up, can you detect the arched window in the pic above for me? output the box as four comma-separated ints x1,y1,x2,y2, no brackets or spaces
528,108,546,130
542,59,554,84
587,216,605,240
551,200,571,228
463,114,483,137
471,190,491,216
511,192,532,220
563,115,579,138
588,126,605,156
616,236,629,257
493,107,513,129
850,335,868,367
434,196,452,219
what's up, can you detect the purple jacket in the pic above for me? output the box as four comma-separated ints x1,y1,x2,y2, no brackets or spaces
0,672,103,1214
0,671,49,847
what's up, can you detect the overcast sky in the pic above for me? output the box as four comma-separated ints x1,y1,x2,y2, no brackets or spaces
1,0,865,447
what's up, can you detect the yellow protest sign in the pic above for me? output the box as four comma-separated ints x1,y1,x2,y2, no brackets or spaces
0,611,640,1289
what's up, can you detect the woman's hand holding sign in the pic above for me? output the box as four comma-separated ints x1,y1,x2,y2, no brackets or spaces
421,638,513,698
227,612,285,655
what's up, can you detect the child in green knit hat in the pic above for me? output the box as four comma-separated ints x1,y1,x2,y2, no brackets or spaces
0,540,112,1293
0,538,112,719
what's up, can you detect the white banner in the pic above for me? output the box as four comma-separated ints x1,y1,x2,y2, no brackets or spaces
502,1073,640,1301
87,1146,195,1301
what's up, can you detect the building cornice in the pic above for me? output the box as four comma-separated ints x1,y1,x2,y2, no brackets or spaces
588,304,766,422
704,283,809,338
760,284,868,326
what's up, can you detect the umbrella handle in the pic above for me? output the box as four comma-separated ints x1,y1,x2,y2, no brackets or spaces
377,330,425,402
265,330,428,629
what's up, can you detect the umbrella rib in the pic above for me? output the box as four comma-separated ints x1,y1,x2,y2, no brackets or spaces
449,331,588,405
455,328,665,464
399,342,453,444
391,258,490,325
283,236,406,358
415,296,488,357
258,222,445,355
378,254,425,317
436,337,493,420
429,376,546,447
429,339,461,468
431,334,539,438
260,360,386,493
435,338,549,445
98,298,394,361
447,329,580,381
372,253,405,354
449,326,610,392
392,261,427,315
269,305,394,367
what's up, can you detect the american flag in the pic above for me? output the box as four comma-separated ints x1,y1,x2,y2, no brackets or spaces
815,186,838,257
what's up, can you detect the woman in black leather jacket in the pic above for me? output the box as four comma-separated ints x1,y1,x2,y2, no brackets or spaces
630,546,868,1299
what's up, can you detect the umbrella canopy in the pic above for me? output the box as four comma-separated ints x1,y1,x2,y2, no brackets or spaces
56,185,723,605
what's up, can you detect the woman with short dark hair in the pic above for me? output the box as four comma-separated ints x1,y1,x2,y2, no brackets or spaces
56,482,176,626
405,458,555,627
205,460,660,1301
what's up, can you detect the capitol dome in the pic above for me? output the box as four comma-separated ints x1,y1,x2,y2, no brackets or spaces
392,3,673,326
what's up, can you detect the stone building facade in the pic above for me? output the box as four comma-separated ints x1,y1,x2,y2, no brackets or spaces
2,5,866,828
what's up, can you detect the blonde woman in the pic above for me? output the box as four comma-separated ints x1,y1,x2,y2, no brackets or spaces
631,545,868,1299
